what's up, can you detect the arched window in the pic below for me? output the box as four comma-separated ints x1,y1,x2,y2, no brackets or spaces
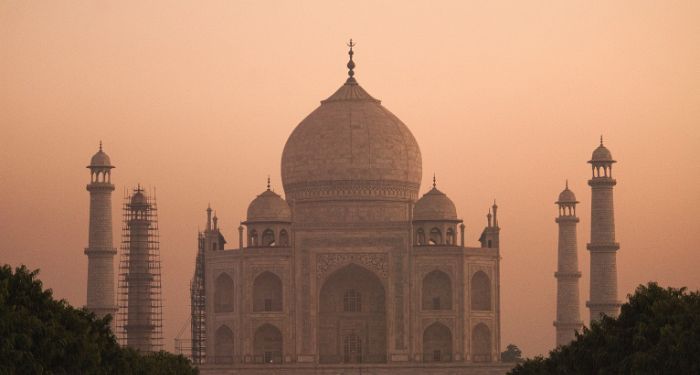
279,230,289,246
249,230,258,247
429,228,442,245
343,289,362,312
446,228,455,245
253,272,283,312
422,270,452,310
253,324,282,364
319,264,386,364
472,323,491,362
423,322,452,362
214,273,234,312
215,325,234,364
471,271,491,311
416,228,426,246
262,229,275,247
343,334,362,363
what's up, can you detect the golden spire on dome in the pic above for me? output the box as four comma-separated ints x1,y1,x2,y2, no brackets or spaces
346,39,357,85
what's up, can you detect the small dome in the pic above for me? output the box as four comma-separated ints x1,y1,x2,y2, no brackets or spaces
131,191,148,206
247,189,291,222
590,138,615,163
414,187,458,221
89,150,113,168
591,145,613,161
557,188,577,203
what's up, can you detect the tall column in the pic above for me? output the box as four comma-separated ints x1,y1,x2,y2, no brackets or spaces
586,138,621,322
125,188,154,352
85,143,118,320
554,182,583,346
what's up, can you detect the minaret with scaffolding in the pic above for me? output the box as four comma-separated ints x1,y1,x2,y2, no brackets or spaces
189,205,226,364
117,186,163,352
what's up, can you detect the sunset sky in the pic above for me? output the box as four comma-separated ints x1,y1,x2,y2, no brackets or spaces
1,1,698,357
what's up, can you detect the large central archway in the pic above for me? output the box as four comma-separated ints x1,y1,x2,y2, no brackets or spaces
318,263,386,364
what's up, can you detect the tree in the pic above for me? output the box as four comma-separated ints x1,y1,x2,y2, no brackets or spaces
509,282,700,374
0,264,198,374
501,344,523,362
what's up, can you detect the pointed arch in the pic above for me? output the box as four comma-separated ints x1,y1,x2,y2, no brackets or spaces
262,229,275,247
471,271,491,311
319,264,386,364
253,271,282,312
429,228,442,245
249,229,258,247
446,228,455,245
279,229,289,246
472,323,491,362
214,273,234,313
214,325,234,364
422,270,452,310
423,322,452,362
416,228,426,245
253,323,282,364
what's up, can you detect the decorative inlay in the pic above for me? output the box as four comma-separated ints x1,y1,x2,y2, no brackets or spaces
316,253,388,280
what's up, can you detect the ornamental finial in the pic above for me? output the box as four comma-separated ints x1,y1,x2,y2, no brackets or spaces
600,135,604,146
346,39,357,84
99,140,103,152
267,175,271,191
433,173,436,188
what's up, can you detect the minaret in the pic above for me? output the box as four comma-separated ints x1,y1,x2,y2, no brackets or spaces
586,137,621,322
118,186,163,352
554,181,583,346
85,142,118,320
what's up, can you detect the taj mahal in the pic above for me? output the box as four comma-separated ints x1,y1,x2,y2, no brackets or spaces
197,42,508,374
83,42,621,374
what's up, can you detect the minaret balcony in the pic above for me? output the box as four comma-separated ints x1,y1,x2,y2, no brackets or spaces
554,271,582,279
588,178,617,187
586,242,620,252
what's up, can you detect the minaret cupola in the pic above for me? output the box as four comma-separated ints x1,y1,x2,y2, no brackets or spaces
413,175,462,246
243,178,292,248
589,136,616,178
88,141,114,184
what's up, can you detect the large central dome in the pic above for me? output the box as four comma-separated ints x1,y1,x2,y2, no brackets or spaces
281,49,422,201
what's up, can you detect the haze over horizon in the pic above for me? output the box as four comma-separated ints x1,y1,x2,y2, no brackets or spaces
1,1,699,358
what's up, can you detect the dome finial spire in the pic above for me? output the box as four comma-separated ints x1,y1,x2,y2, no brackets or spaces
267,175,271,191
99,140,103,152
346,39,357,84
600,135,604,146
566,179,569,189
433,173,436,188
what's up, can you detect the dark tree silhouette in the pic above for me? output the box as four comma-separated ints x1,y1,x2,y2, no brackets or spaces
0,264,197,374
501,344,523,363
510,283,700,374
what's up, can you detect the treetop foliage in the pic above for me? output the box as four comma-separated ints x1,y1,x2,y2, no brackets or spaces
0,264,197,374
509,282,700,374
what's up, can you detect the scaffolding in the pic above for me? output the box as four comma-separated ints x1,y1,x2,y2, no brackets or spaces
190,231,206,364
174,317,192,360
116,187,163,352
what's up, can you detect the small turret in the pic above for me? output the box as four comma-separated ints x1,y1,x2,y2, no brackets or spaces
479,201,501,249
203,205,226,251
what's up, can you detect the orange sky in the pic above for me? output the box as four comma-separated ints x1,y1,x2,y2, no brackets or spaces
1,1,699,357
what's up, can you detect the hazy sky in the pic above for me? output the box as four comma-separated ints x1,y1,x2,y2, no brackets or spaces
1,1,698,357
